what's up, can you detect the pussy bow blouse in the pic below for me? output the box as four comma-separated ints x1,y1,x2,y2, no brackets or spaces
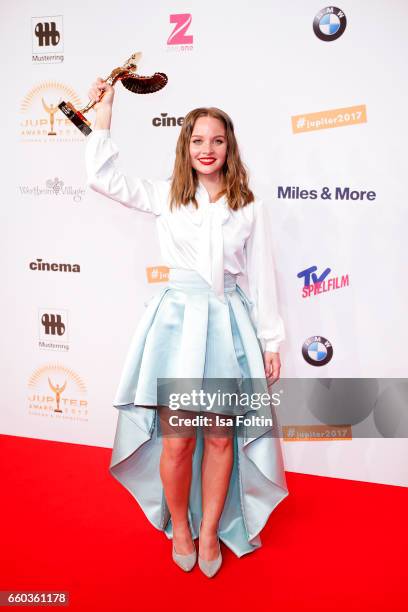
85,128,285,353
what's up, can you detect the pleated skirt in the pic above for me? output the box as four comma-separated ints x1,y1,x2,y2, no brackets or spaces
109,267,289,558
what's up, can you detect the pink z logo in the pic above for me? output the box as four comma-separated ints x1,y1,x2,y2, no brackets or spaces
167,13,193,45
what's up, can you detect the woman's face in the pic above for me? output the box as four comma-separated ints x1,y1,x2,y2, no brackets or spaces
189,116,227,180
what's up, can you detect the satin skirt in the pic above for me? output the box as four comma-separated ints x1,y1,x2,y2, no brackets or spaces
109,268,289,558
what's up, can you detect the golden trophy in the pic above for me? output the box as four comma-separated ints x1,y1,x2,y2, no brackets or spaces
58,52,168,136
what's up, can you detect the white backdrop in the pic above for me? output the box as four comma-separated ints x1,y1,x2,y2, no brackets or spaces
2,0,407,486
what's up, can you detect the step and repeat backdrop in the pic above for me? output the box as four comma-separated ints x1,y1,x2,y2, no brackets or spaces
2,1,407,486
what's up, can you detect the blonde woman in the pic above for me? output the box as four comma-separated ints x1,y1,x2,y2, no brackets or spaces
85,78,289,578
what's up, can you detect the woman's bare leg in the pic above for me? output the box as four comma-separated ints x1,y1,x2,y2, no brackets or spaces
159,407,197,555
200,416,234,561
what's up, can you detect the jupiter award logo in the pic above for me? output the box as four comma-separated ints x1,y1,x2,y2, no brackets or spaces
28,363,88,421
20,81,87,142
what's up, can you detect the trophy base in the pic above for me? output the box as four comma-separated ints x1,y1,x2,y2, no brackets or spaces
58,101,92,136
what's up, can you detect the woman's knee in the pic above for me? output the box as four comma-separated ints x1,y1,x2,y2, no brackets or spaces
203,435,233,453
161,436,196,463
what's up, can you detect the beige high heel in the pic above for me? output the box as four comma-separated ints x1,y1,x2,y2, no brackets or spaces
172,531,197,572
198,520,222,578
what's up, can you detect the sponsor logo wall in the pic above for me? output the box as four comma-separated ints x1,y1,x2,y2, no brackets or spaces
3,2,407,486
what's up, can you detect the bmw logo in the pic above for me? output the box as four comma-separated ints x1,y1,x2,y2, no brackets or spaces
313,6,347,41
302,336,333,366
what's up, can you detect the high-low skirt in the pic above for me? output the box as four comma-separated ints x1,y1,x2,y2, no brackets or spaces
109,267,289,558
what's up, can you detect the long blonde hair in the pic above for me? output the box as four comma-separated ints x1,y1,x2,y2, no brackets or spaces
168,107,254,212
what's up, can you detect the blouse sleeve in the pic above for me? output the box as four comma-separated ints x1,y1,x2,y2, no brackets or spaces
85,128,164,216
244,198,285,353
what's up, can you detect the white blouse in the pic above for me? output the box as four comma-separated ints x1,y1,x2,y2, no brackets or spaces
85,128,285,353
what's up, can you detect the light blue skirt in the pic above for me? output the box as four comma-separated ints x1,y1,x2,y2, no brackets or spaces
109,268,289,557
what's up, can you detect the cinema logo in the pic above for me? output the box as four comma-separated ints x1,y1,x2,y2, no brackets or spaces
292,104,367,134
28,363,88,421
20,81,87,142
29,258,80,273
39,308,69,352
298,265,350,298
19,177,85,202
32,15,64,63
167,13,193,52
152,113,184,127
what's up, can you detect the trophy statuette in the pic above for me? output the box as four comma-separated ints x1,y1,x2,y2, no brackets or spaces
58,52,168,136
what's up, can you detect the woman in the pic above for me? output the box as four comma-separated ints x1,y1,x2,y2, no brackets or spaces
85,77,289,577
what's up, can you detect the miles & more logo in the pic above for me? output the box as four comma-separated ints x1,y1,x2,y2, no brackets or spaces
277,185,376,202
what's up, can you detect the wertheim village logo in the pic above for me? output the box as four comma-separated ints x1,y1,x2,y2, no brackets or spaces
20,81,87,142
28,363,88,421
32,15,64,63
19,177,85,202
298,265,350,299
313,6,347,42
167,13,193,52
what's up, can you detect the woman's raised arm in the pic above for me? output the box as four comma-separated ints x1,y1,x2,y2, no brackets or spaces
84,77,165,216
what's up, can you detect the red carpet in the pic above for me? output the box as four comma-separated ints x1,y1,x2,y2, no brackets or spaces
1,433,407,611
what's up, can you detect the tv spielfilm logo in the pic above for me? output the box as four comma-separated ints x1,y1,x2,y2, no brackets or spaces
32,15,64,62
313,6,347,41
20,81,85,142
